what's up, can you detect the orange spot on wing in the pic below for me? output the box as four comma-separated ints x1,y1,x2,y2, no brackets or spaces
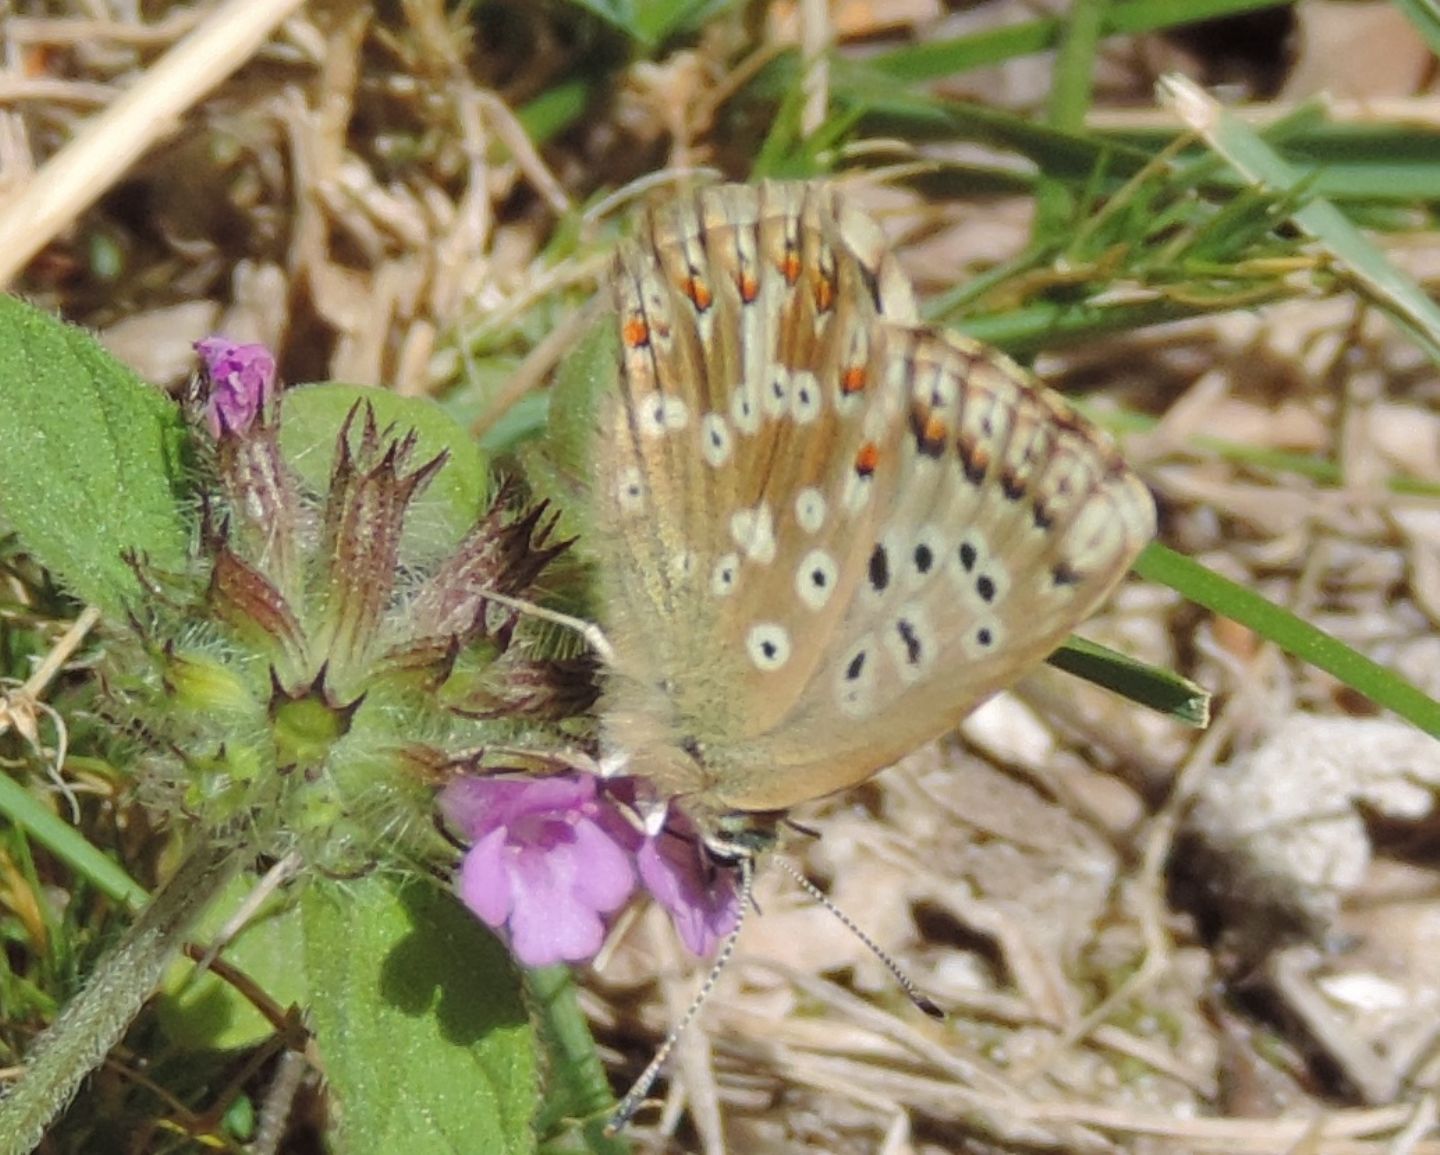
855,441,879,478
841,365,867,395
779,251,801,284
909,404,946,457
957,436,989,482
813,274,835,313
739,272,760,303
683,276,713,311
622,316,650,347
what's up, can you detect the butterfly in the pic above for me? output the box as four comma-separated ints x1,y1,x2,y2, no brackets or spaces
587,180,1155,858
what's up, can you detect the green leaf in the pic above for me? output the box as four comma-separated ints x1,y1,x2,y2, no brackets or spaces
303,874,538,1155
867,0,1291,82
279,384,490,555
156,874,308,1050
0,294,189,615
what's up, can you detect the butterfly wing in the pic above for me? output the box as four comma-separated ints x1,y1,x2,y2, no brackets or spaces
591,181,1153,813
592,182,920,793
708,324,1155,811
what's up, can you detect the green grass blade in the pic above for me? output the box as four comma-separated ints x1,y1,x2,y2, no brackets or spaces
0,773,147,909
1159,74,1440,365
870,0,1291,82
1135,544,1440,737
1391,0,1440,56
1049,636,1210,728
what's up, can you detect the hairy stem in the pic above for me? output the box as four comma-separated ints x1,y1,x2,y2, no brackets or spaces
0,835,239,1155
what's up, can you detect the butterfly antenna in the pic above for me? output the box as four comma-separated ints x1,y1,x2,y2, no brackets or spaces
774,858,944,1019
605,856,755,1134
477,588,616,664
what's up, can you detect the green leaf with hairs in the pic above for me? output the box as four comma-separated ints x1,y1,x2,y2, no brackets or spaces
0,294,189,615
303,875,538,1155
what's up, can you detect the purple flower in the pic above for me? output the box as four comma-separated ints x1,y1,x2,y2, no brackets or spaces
440,773,637,967
637,821,741,958
194,337,276,439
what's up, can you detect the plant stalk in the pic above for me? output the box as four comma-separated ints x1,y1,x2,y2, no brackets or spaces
0,834,240,1155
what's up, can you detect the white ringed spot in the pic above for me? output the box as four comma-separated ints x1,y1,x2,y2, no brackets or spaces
882,604,934,684
864,535,895,602
794,487,827,534
836,635,879,717
617,467,645,513
795,548,839,611
961,614,1004,658
700,412,732,467
711,552,741,597
730,384,762,435
953,532,987,583
791,370,822,424
747,623,792,671
906,528,945,588
668,550,698,582
762,366,791,418
636,392,689,437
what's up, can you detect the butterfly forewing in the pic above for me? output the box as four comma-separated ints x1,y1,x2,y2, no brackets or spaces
592,181,1155,814
595,183,919,777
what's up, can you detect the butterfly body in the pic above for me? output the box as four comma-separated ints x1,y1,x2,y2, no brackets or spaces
589,182,1155,839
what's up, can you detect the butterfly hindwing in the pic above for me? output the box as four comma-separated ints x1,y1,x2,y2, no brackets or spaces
708,326,1155,811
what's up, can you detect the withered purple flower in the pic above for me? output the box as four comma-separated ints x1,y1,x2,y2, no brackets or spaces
194,337,276,439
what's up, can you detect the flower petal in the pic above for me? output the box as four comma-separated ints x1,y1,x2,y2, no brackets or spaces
505,843,609,965
440,776,528,839
456,826,513,929
569,817,637,913
638,833,741,957
440,773,598,841
195,337,276,439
